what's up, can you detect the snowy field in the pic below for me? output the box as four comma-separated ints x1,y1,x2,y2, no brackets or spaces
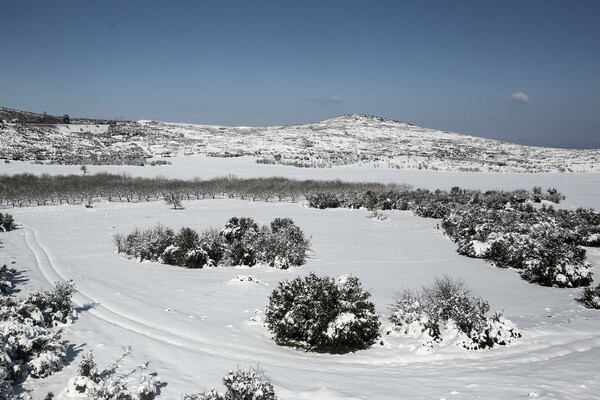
3,155,600,209
1,159,600,399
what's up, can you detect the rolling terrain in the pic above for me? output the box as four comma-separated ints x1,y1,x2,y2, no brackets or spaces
2,107,599,172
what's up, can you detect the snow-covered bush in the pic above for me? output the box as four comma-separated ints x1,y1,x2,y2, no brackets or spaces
307,192,341,209
0,213,15,232
256,218,310,269
117,225,175,262
389,276,520,350
220,217,260,266
116,218,310,269
26,280,77,326
161,227,211,268
578,284,600,309
521,237,593,288
419,277,490,341
265,273,380,353
442,206,595,287
222,367,277,400
183,389,225,400
0,264,17,295
183,366,277,400
0,280,76,393
65,348,162,400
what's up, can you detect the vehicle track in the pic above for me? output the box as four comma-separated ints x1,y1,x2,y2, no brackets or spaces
22,225,246,362
21,225,600,372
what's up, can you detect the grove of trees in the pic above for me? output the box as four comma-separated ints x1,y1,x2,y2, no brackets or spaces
115,217,310,269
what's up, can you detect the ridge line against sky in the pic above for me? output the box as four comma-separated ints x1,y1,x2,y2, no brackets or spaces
1,0,599,149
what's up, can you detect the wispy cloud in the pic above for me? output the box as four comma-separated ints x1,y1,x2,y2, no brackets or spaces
509,92,531,104
327,96,343,104
302,96,344,105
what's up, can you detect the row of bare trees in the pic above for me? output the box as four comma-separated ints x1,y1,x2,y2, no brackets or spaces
0,172,400,208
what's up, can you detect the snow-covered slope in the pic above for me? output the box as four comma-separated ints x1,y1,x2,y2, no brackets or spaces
1,111,599,172
4,198,599,399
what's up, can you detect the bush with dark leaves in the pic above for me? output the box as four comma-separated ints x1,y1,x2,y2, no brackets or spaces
265,273,380,353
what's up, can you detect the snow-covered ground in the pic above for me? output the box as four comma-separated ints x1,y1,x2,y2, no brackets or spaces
2,114,600,172
3,155,600,209
1,160,599,399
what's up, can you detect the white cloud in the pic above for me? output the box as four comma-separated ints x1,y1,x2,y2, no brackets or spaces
510,92,531,104
302,96,344,105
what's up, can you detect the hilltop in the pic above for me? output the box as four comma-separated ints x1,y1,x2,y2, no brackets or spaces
1,108,599,172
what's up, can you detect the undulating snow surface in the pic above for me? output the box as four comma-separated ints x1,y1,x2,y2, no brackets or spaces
0,161,599,399
2,114,600,171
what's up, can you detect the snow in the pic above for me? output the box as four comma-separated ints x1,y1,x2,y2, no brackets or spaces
2,155,600,210
0,161,599,399
325,313,357,338
55,124,110,135
2,114,600,172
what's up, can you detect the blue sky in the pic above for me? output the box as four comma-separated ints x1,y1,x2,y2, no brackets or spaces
2,1,599,148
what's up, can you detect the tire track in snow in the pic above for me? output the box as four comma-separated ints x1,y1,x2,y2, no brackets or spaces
22,225,356,370
21,226,600,372
22,226,255,362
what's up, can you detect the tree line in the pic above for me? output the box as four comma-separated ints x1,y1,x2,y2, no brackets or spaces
0,172,400,208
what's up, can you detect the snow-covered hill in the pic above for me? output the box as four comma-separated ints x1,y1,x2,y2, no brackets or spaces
1,109,599,172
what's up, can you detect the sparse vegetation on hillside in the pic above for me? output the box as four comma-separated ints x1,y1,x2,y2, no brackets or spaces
2,108,599,171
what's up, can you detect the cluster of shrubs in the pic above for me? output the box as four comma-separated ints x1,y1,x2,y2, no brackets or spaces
1,278,76,397
67,351,278,400
64,348,162,400
389,276,521,350
265,273,380,354
0,212,14,232
442,205,596,287
264,274,519,354
183,366,277,400
114,217,310,269
308,186,600,289
307,186,562,218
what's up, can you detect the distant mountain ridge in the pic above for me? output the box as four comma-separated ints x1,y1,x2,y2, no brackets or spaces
0,106,118,125
1,107,599,173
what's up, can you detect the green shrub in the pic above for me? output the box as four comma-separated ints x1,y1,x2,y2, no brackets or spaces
265,273,380,354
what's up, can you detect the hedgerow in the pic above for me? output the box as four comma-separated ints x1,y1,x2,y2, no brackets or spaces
115,217,310,269
442,205,594,287
306,185,597,288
